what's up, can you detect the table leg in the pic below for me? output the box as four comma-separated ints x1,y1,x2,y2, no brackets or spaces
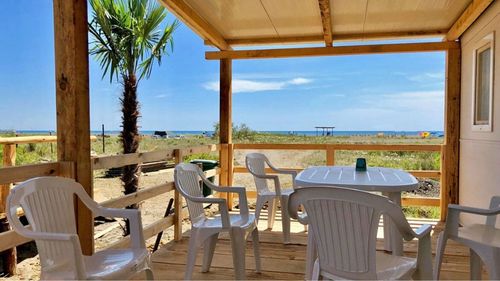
383,192,404,256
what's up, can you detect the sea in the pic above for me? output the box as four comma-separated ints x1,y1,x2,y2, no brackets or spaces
2,130,444,137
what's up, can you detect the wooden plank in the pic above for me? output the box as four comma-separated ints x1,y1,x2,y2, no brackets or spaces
326,148,335,165
407,170,441,178
234,143,442,152
0,136,96,145
234,166,439,179
0,229,31,253
100,182,175,209
0,162,61,185
0,145,16,212
178,144,219,157
206,41,460,60
209,30,448,47
401,197,440,207
53,0,93,254
318,0,333,46
92,149,175,170
441,47,461,221
158,0,230,50
107,215,174,249
446,0,495,41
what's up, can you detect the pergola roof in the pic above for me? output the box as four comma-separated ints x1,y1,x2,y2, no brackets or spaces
158,0,493,50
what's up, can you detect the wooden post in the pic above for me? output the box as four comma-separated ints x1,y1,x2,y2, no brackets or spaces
227,143,234,209
0,144,16,275
173,149,183,241
219,59,233,208
441,47,461,221
53,0,93,254
326,146,335,166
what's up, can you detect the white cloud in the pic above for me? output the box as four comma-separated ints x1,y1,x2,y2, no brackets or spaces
154,94,168,98
203,77,313,93
288,77,313,85
408,72,444,82
329,91,444,131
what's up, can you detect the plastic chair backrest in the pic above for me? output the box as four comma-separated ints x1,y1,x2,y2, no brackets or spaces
290,187,414,280
174,163,207,222
245,153,271,194
7,177,85,277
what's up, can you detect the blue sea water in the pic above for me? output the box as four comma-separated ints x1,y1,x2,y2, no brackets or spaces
4,130,444,137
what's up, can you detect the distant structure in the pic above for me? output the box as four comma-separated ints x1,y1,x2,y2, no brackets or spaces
315,126,335,136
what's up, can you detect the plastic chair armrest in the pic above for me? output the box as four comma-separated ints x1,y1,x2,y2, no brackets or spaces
413,224,433,239
448,204,500,216
205,186,250,216
95,207,145,249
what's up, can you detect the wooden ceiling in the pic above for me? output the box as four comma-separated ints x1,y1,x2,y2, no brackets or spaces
159,0,494,50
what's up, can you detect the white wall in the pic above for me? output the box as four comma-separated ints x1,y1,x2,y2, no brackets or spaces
460,0,500,224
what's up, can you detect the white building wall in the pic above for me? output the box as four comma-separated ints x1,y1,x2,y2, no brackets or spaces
460,1,500,224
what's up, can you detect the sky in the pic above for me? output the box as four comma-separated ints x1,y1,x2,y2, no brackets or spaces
0,1,445,132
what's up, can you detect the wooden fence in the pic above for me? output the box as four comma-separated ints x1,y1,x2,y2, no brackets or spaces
0,140,447,276
229,143,443,215
0,143,220,275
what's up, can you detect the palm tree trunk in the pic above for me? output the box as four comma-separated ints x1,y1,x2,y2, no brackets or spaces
120,74,140,235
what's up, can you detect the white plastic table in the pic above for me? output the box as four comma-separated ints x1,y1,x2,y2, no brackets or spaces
294,166,418,255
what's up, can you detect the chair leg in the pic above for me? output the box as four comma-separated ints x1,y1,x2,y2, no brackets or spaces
478,248,500,280
145,268,154,280
251,228,262,273
280,195,291,244
185,230,200,280
268,198,277,230
305,228,317,280
255,196,265,225
230,228,247,280
470,249,482,280
202,233,219,273
433,232,448,280
311,259,320,281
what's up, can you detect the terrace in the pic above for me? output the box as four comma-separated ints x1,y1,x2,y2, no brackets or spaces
1,0,498,279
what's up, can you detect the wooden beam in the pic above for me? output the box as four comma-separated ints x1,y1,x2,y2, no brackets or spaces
0,144,16,275
318,0,333,46
219,59,233,208
206,41,460,60
53,0,93,255
441,47,461,221
206,30,447,47
158,0,230,50
0,135,96,145
446,0,495,41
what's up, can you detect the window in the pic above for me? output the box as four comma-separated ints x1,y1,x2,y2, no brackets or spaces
472,32,494,131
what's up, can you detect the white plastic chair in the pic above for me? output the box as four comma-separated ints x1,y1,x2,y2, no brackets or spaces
289,187,433,280
245,153,296,243
434,196,500,280
6,177,153,280
174,163,261,280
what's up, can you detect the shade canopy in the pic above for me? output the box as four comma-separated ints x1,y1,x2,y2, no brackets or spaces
159,0,476,49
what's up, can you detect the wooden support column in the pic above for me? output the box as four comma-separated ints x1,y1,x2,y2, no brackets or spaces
53,0,93,254
326,146,335,166
441,47,461,221
219,59,233,208
0,144,16,275
173,149,183,241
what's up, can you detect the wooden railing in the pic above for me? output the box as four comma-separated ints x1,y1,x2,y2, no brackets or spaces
0,144,220,270
231,143,444,214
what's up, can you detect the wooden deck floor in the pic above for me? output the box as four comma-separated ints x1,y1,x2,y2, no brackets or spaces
150,211,485,280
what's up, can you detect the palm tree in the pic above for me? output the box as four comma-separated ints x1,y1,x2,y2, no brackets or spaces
89,0,178,234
